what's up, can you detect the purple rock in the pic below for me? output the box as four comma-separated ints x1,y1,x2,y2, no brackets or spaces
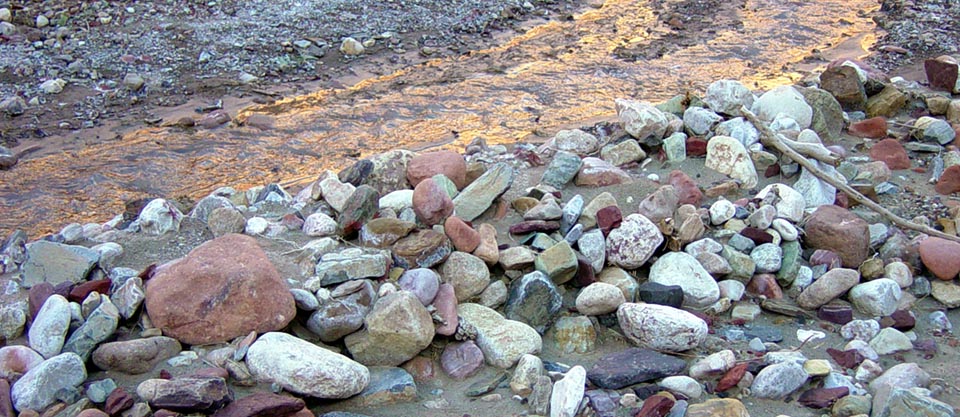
798,386,848,409
740,227,774,245
440,341,484,379
508,220,560,234
818,303,853,325
587,348,686,389
809,249,842,270
398,268,440,306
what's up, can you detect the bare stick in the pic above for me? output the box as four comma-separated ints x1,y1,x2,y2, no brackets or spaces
742,106,960,244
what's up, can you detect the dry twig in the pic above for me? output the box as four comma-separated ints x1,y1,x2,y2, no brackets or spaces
741,106,960,244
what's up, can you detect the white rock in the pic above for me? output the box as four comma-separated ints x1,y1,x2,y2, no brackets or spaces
709,199,736,225
704,79,755,116
855,359,883,383
648,252,720,308
705,135,758,189
849,278,901,317
617,303,707,352
246,332,369,398
319,177,356,213
689,349,736,379
550,365,586,417
245,217,269,235
796,329,826,343
28,295,71,359
794,161,842,208
575,282,625,315
302,213,338,237
771,218,798,241
750,360,808,399
750,243,782,273
39,78,66,94
35,15,48,28
685,237,723,256
754,183,806,222
717,280,745,301
683,107,722,136
0,8,11,22
844,340,880,362
841,319,881,341
615,99,669,142
11,352,87,412
751,85,813,129
715,117,760,147
379,190,414,212
340,37,364,55
659,375,703,400
137,199,183,235
605,213,663,269
552,129,600,156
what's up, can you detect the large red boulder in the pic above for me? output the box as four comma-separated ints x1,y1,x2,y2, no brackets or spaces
803,205,870,268
145,234,295,345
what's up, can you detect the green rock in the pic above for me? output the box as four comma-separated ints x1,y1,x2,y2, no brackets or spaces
722,245,756,283
879,387,954,417
452,163,514,221
866,85,907,118
663,132,687,163
656,94,687,117
540,151,582,188
832,394,872,417
535,241,578,284
22,241,99,288
529,233,557,251
431,174,459,199
776,240,802,287
799,86,845,141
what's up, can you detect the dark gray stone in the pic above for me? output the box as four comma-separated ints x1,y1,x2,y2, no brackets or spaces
505,271,562,333
586,348,687,389
21,241,99,288
637,282,684,309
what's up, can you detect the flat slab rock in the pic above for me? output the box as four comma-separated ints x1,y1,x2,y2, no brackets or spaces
586,348,687,389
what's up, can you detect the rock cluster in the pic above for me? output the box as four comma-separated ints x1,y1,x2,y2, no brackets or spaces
1,68,959,417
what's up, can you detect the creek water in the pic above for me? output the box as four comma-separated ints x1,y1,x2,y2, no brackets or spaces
0,0,878,236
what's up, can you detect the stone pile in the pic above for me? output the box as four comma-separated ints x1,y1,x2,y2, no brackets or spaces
1,63,959,417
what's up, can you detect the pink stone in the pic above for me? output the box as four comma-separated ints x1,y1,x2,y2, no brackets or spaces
0,346,44,383
919,236,960,280
848,117,888,139
869,139,910,170
434,283,459,336
76,410,109,417
412,178,454,226
746,274,783,299
668,170,702,206
0,378,12,417
440,341,484,379
810,249,842,270
406,150,467,189
402,356,436,383
444,216,480,253
804,205,870,268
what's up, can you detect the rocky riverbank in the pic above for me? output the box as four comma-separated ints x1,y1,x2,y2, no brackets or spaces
2,56,960,417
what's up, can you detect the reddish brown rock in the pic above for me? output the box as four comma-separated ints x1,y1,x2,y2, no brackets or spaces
144,234,296,345
810,250,842,270
925,56,959,93
210,392,305,417
406,150,467,189
668,170,703,206
28,283,55,320
798,387,848,409
820,65,867,110
508,220,560,234
412,178,454,226
596,206,622,237
392,230,452,269
68,278,112,302
104,388,136,416
197,110,231,129
804,205,870,268
848,117,888,139
919,236,960,280
634,394,674,417
935,165,960,195
433,283,458,336
685,137,708,157
869,139,910,170
740,227,774,246
77,410,109,417
444,216,480,253
826,348,864,369
746,274,783,299
715,363,748,392
818,303,853,325
401,356,436,383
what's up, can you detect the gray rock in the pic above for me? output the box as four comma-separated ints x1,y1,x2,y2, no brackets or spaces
576,282,625,316
247,332,369,398
21,241,99,288
683,107,722,136
750,360,808,399
616,99,670,143
751,85,813,128
188,195,234,223
505,271,561,333
63,296,119,361
452,163,514,221
869,328,912,355
86,378,117,403
92,336,182,375
561,194,584,235
11,352,87,412
315,248,390,286
440,251,490,302
577,229,606,273
877,387,955,417
663,132,687,163
510,354,544,395
137,198,184,235
345,292,434,366
715,117,760,147
135,377,232,412
704,79,755,116
750,243,782,273
343,367,416,406
587,348,687,389
113,277,145,320
794,161,840,209
28,294,71,358
458,303,541,368
849,278,901,317
541,151,583,189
